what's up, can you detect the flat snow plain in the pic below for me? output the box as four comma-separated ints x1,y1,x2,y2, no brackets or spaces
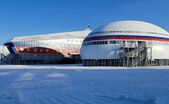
0,65,169,104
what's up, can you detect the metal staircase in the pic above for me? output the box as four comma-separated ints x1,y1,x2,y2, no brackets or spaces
120,41,150,67
0,53,7,64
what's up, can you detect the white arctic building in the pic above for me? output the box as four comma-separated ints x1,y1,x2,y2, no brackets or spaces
4,29,91,64
80,20,169,66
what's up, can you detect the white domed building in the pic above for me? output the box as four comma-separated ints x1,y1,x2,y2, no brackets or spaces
80,20,169,66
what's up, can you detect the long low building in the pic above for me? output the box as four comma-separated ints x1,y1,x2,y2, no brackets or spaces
4,28,91,64
80,20,169,66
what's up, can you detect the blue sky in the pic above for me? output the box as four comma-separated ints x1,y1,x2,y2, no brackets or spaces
0,0,168,44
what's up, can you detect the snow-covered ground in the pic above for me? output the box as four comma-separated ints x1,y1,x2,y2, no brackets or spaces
0,65,169,104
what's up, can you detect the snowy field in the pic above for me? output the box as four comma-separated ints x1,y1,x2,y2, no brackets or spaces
0,65,169,104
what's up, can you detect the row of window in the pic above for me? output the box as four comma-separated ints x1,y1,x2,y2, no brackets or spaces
20,48,79,54
30,48,49,53
83,40,120,46
14,42,80,49
90,30,167,36
20,48,50,53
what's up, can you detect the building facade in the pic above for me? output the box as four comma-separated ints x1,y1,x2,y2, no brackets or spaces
4,29,91,64
80,21,169,66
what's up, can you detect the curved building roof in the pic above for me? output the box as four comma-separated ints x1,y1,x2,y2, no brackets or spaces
10,29,91,42
88,20,169,38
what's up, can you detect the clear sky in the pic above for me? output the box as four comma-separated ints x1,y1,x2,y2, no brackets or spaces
0,0,168,44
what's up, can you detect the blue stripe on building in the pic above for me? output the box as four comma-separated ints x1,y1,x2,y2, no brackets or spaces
84,35,169,42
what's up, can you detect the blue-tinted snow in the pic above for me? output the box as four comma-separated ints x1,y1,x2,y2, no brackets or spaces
0,65,169,104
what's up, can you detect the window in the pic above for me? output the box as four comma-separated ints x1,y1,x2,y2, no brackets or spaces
46,49,49,53
34,48,37,52
40,49,43,52
116,41,120,44
27,48,30,52
83,41,108,46
109,41,116,44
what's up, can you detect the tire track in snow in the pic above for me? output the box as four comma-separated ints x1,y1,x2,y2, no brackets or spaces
0,88,24,104
95,95,156,104
43,88,73,104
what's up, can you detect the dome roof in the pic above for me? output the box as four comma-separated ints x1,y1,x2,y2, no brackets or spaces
90,20,169,37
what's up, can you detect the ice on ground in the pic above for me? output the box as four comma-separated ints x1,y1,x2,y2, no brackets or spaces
46,73,66,78
0,65,169,104
0,72,11,76
17,72,34,81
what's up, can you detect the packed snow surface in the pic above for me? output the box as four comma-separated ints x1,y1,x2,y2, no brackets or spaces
0,65,169,104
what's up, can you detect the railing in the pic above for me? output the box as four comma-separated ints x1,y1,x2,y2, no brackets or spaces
138,44,146,51
119,41,153,66
131,58,139,66
0,54,3,64
123,48,139,57
123,41,138,48
0,53,8,62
